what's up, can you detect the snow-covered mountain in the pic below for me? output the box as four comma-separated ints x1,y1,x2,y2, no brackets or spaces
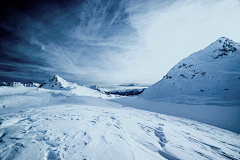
39,75,108,98
39,75,78,90
0,81,40,87
0,75,109,98
0,82,24,87
141,37,240,105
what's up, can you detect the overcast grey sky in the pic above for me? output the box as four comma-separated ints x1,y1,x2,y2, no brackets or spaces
1,0,240,87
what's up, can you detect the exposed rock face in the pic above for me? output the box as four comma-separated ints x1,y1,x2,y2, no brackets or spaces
89,85,145,96
106,88,145,96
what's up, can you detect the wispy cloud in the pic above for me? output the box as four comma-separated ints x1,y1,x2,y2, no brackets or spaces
1,0,240,86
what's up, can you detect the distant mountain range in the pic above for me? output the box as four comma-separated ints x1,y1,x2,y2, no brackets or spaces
0,81,40,87
0,75,145,96
89,85,145,96
141,37,240,105
1,37,239,103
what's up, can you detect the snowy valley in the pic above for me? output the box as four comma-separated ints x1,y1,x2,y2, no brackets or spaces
0,37,240,160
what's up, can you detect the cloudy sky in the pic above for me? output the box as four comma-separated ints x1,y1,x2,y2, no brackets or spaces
1,0,240,87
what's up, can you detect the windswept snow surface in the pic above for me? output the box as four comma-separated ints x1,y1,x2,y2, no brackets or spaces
111,96,240,134
141,37,240,105
0,87,240,160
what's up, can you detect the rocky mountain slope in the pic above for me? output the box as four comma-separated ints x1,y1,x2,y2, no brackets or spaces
141,37,240,105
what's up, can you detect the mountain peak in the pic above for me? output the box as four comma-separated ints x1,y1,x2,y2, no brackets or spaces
39,75,72,89
216,37,229,43
49,75,66,83
206,37,238,59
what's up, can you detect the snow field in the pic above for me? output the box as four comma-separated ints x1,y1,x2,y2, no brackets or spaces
112,96,240,134
0,87,240,160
